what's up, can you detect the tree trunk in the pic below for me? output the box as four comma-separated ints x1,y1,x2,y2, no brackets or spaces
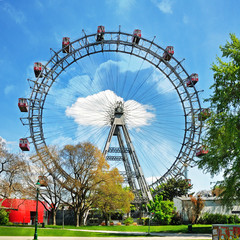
83,209,89,226
139,204,143,219
75,210,80,227
195,214,199,224
79,211,84,226
52,209,57,225
104,212,108,226
75,209,86,226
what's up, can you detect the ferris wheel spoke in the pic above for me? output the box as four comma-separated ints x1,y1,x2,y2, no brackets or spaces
24,29,202,195
125,58,146,100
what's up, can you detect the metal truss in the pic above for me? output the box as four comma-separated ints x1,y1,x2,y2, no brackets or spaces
103,102,152,203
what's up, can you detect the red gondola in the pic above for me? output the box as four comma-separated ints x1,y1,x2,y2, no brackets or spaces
34,62,43,78
187,73,198,87
163,46,174,61
96,26,105,41
198,108,211,121
132,29,141,44
18,98,28,112
19,138,30,151
62,37,70,53
196,146,208,157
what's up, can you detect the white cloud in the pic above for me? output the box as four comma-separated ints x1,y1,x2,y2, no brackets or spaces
152,0,173,14
118,54,152,73
0,136,7,150
133,136,179,180
118,0,136,11
49,56,152,108
150,69,175,94
94,56,151,77
0,136,18,152
51,74,95,108
1,2,26,24
106,0,136,14
66,90,155,128
1,2,37,43
4,85,15,95
146,176,161,185
124,100,155,128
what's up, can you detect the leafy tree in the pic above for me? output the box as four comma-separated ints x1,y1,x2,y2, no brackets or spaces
26,147,67,225
147,195,174,225
154,178,193,201
190,195,205,224
197,34,240,207
24,165,64,226
35,142,122,226
41,175,65,225
212,185,224,197
57,142,110,226
0,209,9,225
0,140,29,206
93,168,134,225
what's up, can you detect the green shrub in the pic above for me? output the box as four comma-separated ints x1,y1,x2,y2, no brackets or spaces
170,211,182,225
199,213,240,224
123,217,133,225
0,209,9,225
228,215,235,224
137,217,149,225
234,215,240,223
147,195,174,225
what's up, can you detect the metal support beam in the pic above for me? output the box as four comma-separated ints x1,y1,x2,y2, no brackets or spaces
103,102,152,204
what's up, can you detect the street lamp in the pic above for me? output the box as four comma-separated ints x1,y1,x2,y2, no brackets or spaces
33,180,40,240
33,176,47,240
148,212,154,236
62,206,64,229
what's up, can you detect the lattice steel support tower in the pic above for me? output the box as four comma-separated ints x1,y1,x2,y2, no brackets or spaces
103,101,153,204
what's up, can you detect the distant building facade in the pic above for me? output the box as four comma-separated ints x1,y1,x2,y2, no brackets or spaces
174,196,240,223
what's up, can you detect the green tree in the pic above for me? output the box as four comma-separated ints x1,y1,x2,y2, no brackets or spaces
59,142,111,226
27,146,69,226
24,162,64,226
33,142,111,226
0,209,9,225
94,168,134,225
0,138,29,204
147,195,174,225
154,178,193,201
197,34,240,207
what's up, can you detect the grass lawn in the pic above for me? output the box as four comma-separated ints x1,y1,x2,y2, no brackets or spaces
0,224,212,237
0,226,143,237
45,224,212,233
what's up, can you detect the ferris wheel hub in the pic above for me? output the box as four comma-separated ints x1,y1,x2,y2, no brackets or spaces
115,101,124,114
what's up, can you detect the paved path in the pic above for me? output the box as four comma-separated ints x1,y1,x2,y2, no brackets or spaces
0,232,212,240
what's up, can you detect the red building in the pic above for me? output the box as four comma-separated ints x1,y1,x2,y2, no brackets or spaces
1,199,48,224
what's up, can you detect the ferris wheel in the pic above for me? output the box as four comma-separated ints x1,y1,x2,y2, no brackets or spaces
19,26,203,203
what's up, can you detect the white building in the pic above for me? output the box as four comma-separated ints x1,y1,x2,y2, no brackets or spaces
173,196,240,222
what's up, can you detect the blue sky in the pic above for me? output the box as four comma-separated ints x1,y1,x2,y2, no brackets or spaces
1,0,240,193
